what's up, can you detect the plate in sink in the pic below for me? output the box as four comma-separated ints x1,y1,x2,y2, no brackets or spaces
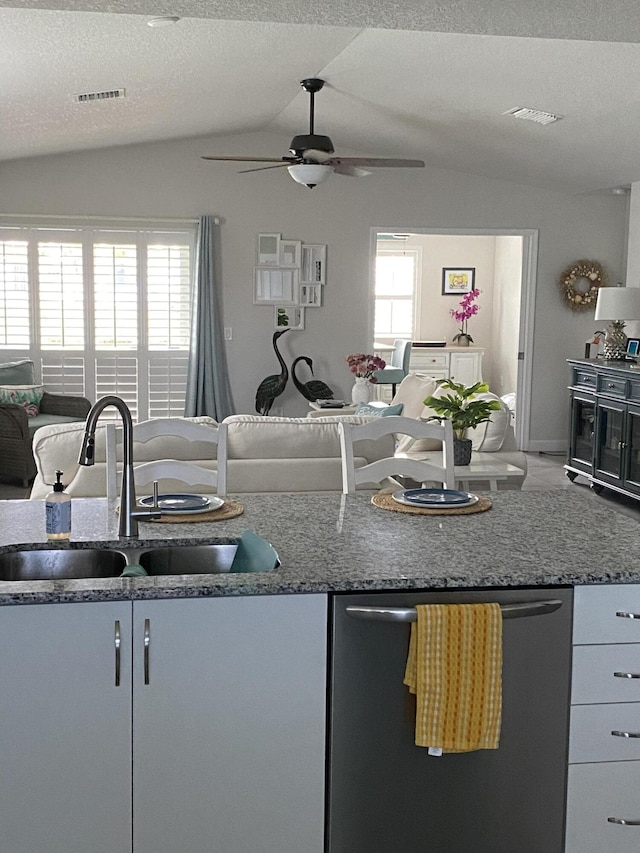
138,493,224,514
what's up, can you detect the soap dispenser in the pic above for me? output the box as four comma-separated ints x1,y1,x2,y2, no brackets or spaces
46,470,71,541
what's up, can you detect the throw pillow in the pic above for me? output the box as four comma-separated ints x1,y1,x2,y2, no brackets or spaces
22,402,40,418
0,384,45,410
390,373,438,419
354,403,404,417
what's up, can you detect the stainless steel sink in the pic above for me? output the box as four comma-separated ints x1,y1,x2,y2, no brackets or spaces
139,533,279,576
0,548,127,581
139,544,239,575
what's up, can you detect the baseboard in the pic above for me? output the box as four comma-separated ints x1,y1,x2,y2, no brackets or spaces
524,440,567,453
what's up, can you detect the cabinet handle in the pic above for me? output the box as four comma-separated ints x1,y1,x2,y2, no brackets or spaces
616,611,640,620
144,618,150,685
607,382,616,388
612,730,640,738
614,671,640,679
608,817,640,825
114,620,121,687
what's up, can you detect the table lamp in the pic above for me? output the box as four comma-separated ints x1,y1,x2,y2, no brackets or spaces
593,287,640,359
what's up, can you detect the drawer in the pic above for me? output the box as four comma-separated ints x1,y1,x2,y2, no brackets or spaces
629,381,640,403
574,585,640,644
411,353,449,369
572,644,640,704
414,369,448,381
570,703,640,763
566,762,640,852
572,368,597,390
597,375,628,398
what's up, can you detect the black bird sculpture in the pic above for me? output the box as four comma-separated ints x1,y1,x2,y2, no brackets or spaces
255,329,291,415
291,355,335,402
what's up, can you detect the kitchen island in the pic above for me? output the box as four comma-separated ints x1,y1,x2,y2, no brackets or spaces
0,489,638,603
1,489,638,853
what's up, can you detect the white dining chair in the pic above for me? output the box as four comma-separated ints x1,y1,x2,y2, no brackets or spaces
106,418,227,499
338,415,455,494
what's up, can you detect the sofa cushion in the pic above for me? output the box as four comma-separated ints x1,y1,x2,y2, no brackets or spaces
390,373,438,419
0,383,44,410
28,413,85,439
223,414,394,461
0,359,36,385
467,396,511,451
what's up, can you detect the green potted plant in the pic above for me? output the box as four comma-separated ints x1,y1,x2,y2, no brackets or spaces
423,378,501,465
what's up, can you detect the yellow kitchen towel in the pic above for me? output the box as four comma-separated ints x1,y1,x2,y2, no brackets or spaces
403,603,502,752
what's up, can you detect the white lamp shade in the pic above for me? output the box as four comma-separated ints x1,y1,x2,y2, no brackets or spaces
594,287,640,321
287,164,333,187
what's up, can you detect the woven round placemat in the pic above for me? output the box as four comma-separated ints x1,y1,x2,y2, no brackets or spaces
116,499,244,523
371,492,492,516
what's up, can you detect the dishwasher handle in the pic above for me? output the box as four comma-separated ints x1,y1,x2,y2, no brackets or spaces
345,600,563,622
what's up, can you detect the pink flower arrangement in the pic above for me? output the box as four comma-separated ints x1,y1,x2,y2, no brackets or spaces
345,353,386,382
451,289,480,343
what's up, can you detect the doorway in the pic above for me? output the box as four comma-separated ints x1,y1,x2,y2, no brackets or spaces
370,227,538,450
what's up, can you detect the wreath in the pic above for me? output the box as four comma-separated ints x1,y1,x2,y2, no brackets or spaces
559,259,608,311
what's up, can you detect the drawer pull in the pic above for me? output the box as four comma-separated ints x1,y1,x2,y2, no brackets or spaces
614,671,640,679
616,611,640,620
608,817,640,825
611,730,640,738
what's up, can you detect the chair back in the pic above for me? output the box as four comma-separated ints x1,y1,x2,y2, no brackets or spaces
391,339,412,374
106,418,227,499
338,415,455,494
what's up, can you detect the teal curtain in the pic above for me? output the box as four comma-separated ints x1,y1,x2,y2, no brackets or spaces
185,216,235,419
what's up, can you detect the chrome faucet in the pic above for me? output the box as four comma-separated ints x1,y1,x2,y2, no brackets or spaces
78,395,161,538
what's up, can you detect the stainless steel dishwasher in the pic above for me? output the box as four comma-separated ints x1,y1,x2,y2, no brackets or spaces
327,587,573,853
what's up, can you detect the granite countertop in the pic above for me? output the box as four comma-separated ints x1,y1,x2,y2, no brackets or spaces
0,489,639,604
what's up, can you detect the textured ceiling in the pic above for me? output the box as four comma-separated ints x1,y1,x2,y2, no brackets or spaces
2,1,640,193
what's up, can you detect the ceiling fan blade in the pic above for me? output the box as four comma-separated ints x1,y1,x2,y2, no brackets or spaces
201,155,289,163
326,157,425,168
332,163,372,177
237,162,293,174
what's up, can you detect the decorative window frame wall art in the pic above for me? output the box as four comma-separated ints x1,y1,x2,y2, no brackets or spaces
254,267,299,305
257,233,281,265
274,305,305,330
442,267,476,295
301,244,327,284
279,239,302,268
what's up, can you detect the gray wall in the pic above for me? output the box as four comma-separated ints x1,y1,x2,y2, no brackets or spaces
0,130,628,447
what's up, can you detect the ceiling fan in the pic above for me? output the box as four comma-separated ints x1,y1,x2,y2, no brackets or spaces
201,78,425,188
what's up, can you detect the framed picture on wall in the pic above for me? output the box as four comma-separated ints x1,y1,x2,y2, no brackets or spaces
279,239,301,268
254,267,299,304
257,233,281,265
442,267,476,295
274,305,305,330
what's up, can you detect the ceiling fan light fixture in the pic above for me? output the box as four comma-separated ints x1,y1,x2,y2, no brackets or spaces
287,164,334,189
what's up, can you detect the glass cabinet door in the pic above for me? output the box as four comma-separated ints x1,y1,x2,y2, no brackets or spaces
569,395,596,472
595,401,625,482
624,404,640,494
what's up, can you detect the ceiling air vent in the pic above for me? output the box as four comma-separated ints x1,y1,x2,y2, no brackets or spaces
74,88,126,104
503,106,562,125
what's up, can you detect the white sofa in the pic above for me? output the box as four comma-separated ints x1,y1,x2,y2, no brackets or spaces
28,375,527,498
29,414,395,498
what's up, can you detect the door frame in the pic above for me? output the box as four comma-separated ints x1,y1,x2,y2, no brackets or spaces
370,226,538,451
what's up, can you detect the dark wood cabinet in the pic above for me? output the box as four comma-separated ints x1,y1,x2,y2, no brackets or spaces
567,359,640,499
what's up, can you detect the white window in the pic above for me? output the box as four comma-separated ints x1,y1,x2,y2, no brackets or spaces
374,250,418,339
0,222,195,421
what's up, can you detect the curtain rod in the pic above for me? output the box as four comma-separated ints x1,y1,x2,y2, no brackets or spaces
0,214,221,224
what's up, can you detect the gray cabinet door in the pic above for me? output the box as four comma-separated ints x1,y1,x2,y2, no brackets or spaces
132,594,327,853
0,601,133,853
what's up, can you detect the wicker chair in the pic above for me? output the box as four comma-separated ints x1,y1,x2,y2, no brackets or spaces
0,360,91,487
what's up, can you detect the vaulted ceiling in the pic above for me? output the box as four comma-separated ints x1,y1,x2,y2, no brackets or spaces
3,0,640,193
